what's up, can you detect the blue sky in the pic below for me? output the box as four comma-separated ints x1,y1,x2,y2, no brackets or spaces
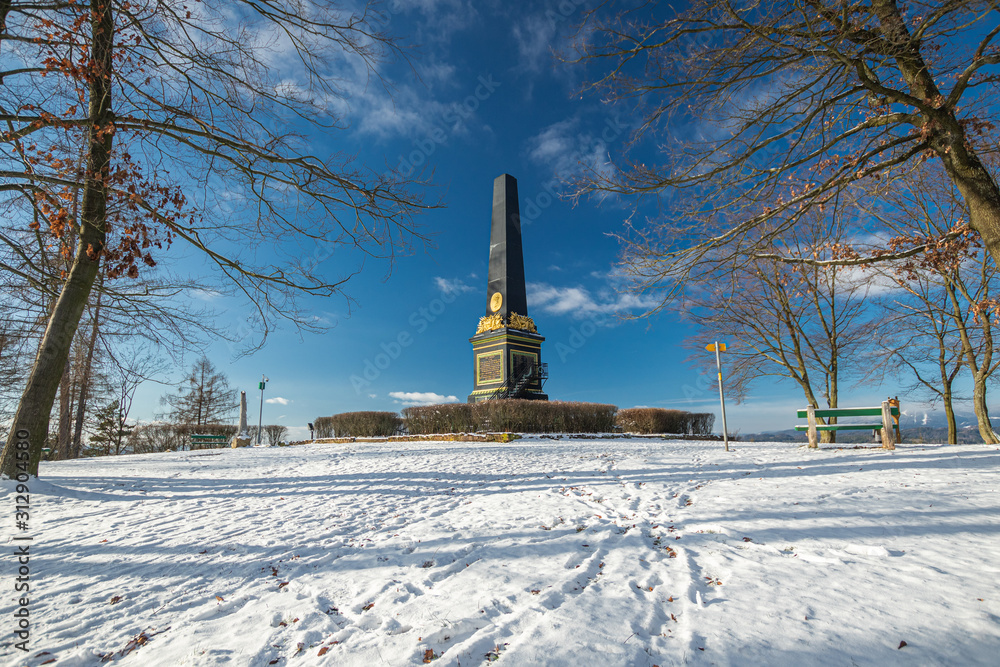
125,0,950,439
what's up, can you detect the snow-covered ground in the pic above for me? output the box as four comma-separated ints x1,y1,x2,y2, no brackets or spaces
3,438,999,666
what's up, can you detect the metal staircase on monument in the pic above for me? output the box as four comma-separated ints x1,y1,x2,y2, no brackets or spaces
486,362,549,401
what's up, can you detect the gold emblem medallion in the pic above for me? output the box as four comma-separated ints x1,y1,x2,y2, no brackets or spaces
490,292,503,312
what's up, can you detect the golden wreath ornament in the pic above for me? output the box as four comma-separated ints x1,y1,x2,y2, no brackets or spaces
476,312,537,334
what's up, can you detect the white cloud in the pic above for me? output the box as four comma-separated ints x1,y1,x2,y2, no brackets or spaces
303,2,488,141
368,393,377,399
526,116,618,183
527,282,660,319
834,265,906,296
513,14,557,71
434,276,477,296
528,118,581,172
265,397,290,405
397,0,479,43
418,58,458,86
389,391,459,406
188,288,225,302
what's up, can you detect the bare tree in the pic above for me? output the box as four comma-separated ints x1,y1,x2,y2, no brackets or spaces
264,424,289,446
867,165,1000,443
569,1,1000,298
161,357,237,427
939,254,1000,444
1,0,435,477
128,423,182,455
84,344,162,455
684,212,874,442
875,278,967,444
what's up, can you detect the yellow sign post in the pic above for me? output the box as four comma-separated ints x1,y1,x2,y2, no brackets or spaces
707,342,730,451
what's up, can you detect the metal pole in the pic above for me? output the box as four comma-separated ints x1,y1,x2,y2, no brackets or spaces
257,375,265,445
714,342,730,452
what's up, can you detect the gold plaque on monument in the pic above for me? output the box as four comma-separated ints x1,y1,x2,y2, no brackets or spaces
490,292,503,312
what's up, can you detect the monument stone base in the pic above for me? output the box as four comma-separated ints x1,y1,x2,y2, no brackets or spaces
468,328,548,402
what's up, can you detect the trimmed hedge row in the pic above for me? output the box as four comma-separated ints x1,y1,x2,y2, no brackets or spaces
401,403,475,434
615,408,715,435
315,404,715,438
314,411,402,438
402,400,617,434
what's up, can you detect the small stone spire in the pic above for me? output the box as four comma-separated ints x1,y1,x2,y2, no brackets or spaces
232,391,251,448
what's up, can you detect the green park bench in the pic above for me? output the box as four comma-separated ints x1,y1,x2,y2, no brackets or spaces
189,434,229,450
795,399,901,450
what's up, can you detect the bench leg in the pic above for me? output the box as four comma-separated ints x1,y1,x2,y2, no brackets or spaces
881,400,896,450
807,405,818,449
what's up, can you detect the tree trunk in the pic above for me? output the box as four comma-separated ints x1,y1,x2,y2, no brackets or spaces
71,290,102,458
0,0,114,478
822,371,838,445
56,364,72,460
971,373,998,445
942,382,957,445
940,152,1000,268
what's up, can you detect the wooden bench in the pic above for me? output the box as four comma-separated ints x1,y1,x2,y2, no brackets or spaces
189,434,229,450
795,400,900,450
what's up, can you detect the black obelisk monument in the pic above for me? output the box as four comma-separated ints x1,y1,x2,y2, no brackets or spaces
468,174,548,402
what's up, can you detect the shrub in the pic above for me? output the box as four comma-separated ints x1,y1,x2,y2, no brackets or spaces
264,424,288,445
402,400,617,434
314,411,402,437
402,404,475,435
687,412,716,435
615,408,715,435
313,416,335,438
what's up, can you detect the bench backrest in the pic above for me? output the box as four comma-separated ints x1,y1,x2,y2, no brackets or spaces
796,406,899,419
